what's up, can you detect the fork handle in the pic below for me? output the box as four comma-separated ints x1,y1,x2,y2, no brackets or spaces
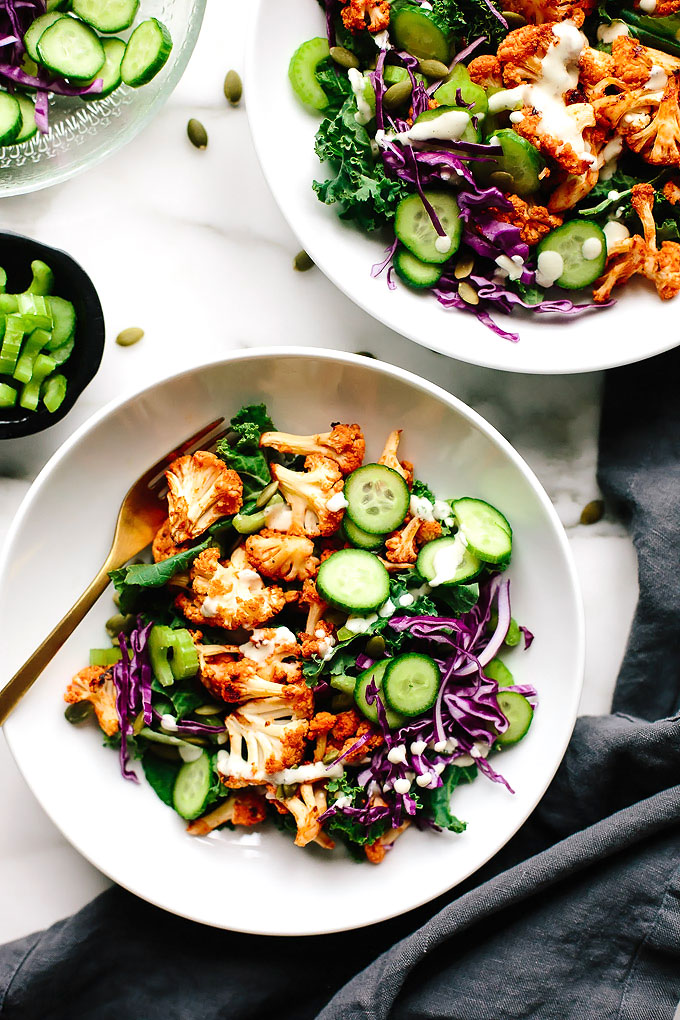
0,558,116,727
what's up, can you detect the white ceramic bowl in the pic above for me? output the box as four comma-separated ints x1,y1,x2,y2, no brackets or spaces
245,1,679,375
0,349,584,934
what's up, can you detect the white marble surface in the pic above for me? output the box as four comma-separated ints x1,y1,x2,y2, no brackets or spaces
0,0,639,947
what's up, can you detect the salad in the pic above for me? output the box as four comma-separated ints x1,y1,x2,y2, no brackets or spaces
0,0,172,145
289,0,680,341
64,405,536,863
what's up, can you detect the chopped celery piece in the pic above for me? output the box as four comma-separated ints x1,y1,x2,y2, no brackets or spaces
0,267,6,294
0,315,25,374
19,352,57,410
42,373,67,412
16,293,53,330
27,260,54,296
0,294,17,314
49,336,74,366
14,327,51,384
45,295,76,349
0,382,17,406
89,647,123,667
148,625,199,686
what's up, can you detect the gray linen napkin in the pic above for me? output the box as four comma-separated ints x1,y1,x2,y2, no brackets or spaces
2,351,679,1020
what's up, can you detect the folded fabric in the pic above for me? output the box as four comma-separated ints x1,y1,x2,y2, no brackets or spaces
2,349,680,1020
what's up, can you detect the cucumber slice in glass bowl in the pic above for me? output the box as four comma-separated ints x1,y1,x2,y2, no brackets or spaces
121,18,172,88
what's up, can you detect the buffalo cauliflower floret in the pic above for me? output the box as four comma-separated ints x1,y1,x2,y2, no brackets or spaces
300,578,328,634
64,666,119,737
514,104,596,175
244,528,319,582
166,450,243,543
497,23,559,87
365,820,411,864
623,71,680,164
217,688,313,785
328,709,383,762
260,423,365,475
197,651,289,703
176,546,292,631
385,517,421,564
500,0,593,24
490,193,563,244
663,178,680,203
341,0,390,33
611,35,680,88
152,519,189,563
196,627,302,702
548,127,619,213
271,782,329,847
378,430,413,486
186,791,267,836
579,46,615,90
270,455,344,537
309,710,338,760
468,55,503,89
299,619,336,660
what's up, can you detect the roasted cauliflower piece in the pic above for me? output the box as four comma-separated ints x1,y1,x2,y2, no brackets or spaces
196,626,302,702
497,23,559,87
490,193,564,244
579,46,615,90
515,103,596,175
65,666,119,737
152,519,189,563
548,129,620,213
468,55,503,89
166,450,243,543
270,455,344,537
260,423,365,475
245,528,319,582
272,782,329,847
365,820,411,864
218,687,313,785
500,0,594,24
663,178,680,204
299,619,336,660
623,72,680,164
378,430,413,487
300,578,329,634
186,791,267,836
611,35,680,88
385,517,420,564
176,546,292,631
341,0,390,34
309,710,337,761
328,709,383,762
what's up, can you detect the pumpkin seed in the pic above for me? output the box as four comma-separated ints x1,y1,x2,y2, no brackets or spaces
133,711,146,736
458,281,479,306
323,747,341,764
65,701,94,724
223,69,242,104
187,118,208,149
383,79,413,111
255,479,280,508
330,45,359,70
454,254,475,280
355,350,376,359
418,58,449,79
489,171,515,190
116,327,144,347
294,250,314,272
105,613,135,638
580,499,605,525
365,635,386,658
195,703,222,717
279,783,297,800
502,10,527,27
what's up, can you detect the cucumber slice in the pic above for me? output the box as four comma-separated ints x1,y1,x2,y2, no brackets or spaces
487,612,521,647
354,661,405,729
13,95,38,144
121,18,172,88
495,691,533,746
383,653,440,717
0,92,22,146
394,247,444,290
42,373,68,412
390,5,453,62
72,0,139,34
84,37,126,98
451,498,512,565
417,535,482,585
38,17,105,80
434,78,488,118
24,11,64,63
342,515,385,551
45,295,76,349
477,128,545,197
172,751,212,820
383,65,424,86
395,190,462,265
344,463,410,534
288,36,330,111
316,548,390,612
484,657,514,687
47,0,71,9
536,220,607,290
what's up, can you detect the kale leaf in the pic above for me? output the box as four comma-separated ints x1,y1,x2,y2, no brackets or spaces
110,538,212,615
325,775,390,850
411,479,435,503
421,763,477,831
216,403,275,499
432,0,509,50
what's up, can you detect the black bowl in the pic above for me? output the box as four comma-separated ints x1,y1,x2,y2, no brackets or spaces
0,233,105,440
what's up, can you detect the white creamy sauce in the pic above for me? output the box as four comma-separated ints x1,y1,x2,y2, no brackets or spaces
432,500,451,521
344,613,379,634
647,64,667,90
536,249,564,287
239,626,297,664
378,598,396,619
201,597,221,619
333,795,352,810
429,533,467,586
393,777,412,795
509,111,524,124
179,744,203,763
398,592,415,607
433,761,446,775
599,136,623,181
488,21,595,167
387,744,408,765
582,237,603,260
348,68,373,126
239,568,261,587
160,714,178,733
216,751,344,785
410,494,435,521
639,0,656,11
495,254,524,281
392,109,472,144
433,738,447,753
265,501,293,531
410,739,427,755
416,773,434,788
434,235,453,254
326,490,349,512
446,736,459,752
603,220,630,249
596,20,629,43
372,29,391,49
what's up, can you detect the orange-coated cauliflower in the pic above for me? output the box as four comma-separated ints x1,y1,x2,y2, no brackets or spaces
166,450,242,543
244,528,319,582
299,619,336,660
468,55,503,89
500,0,593,24
341,0,390,34
328,709,383,762
186,790,267,836
217,687,313,786
514,104,596,175
196,627,302,702
64,666,119,737
308,710,338,760
270,455,344,537
611,35,680,88
497,23,559,87
260,423,365,475
378,430,413,486
548,128,619,213
623,72,680,165
152,519,189,563
490,193,564,244
579,46,614,90
300,578,328,634
385,516,420,564
365,820,411,863
663,178,680,204
176,546,292,631
270,782,330,847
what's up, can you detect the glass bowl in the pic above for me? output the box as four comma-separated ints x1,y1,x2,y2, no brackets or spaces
0,0,206,198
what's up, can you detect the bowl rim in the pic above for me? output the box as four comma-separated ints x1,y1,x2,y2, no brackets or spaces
0,230,105,440
0,347,586,934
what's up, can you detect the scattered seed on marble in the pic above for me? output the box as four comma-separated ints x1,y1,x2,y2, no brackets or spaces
329,45,359,69
454,254,475,280
293,250,314,272
580,499,605,525
187,118,208,149
383,79,413,111
502,10,527,27
418,58,449,79
224,69,243,105
458,281,479,306
116,327,144,347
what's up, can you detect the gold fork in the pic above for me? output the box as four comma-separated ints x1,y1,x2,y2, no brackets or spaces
0,417,227,726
